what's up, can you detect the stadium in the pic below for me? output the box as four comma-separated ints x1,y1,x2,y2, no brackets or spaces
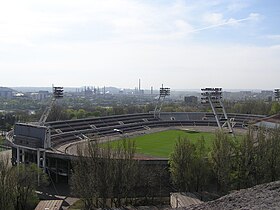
7,110,265,183
4,86,269,183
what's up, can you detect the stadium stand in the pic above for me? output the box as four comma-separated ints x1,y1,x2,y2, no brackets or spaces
42,112,265,149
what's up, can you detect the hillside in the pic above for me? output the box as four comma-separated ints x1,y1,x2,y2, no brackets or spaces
185,181,280,210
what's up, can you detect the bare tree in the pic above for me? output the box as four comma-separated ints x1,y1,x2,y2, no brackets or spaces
0,156,48,210
71,138,138,209
14,164,48,210
0,156,16,210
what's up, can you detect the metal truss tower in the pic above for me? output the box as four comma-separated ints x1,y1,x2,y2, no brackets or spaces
201,87,234,134
154,85,170,118
38,86,64,126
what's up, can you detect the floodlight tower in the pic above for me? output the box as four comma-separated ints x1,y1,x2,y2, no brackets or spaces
201,87,234,134
154,84,170,118
274,89,280,102
38,86,64,126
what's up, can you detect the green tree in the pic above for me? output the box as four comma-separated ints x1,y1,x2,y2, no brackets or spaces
76,109,86,119
270,102,280,115
265,126,280,182
193,136,210,192
47,104,68,121
210,131,233,192
169,137,195,191
233,127,255,189
253,127,268,184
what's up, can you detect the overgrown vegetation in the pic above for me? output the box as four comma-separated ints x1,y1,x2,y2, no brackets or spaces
169,127,280,195
0,157,48,210
71,138,169,209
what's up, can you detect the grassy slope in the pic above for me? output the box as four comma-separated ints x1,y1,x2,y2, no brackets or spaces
107,130,216,158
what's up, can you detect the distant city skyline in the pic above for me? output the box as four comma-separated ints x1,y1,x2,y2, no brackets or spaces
0,0,280,89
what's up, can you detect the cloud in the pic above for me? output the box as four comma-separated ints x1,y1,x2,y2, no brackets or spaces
203,13,225,25
248,13,261,21
0,0,276,89
226,2,249,12
198,12,261,32
0,0,198,45
0,0,263,45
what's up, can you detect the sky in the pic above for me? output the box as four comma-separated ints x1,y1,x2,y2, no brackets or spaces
0,0,280,90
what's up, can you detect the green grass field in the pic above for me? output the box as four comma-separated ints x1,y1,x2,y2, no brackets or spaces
107,130,217,158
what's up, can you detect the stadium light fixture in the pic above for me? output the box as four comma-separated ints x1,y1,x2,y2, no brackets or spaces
53,87,64,98
154,85,170,118
201,87,234,134
38,86,64,125
275,89,280,101
159,87,171,97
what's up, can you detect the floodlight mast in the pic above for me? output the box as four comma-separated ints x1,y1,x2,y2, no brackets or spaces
38,86,64,126
201,88,234,134
154,84,170,118
275,89,280,102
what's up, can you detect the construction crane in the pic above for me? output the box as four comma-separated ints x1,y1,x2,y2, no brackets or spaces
38,86,63,126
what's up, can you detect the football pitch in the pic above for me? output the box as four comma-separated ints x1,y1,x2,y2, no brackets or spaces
107,129,216,158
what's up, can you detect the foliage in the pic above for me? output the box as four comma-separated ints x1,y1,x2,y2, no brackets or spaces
225,100,272,115
169,136,211,193
212,127,280,192
232,128,255,189
14,164,48,210
0,156,15,210
169,137,196,191
0,157,48,210
269,102,280,115
210,131,234,192
168,127,280,195
193,136,211,192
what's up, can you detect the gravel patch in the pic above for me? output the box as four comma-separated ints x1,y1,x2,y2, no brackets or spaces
184,181,280,210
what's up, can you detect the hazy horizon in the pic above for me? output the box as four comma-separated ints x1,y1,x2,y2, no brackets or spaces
1,1,280,89
8,86,275,93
